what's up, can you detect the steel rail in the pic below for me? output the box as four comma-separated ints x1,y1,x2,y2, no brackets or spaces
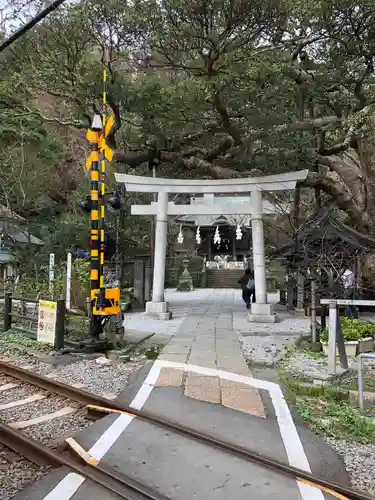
0,360,373,500
0,421,166,500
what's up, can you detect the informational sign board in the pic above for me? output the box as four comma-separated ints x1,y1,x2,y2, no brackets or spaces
37,300,57,344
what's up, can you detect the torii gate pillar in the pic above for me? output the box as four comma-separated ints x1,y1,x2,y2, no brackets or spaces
145,192,171,319
249,189,274,322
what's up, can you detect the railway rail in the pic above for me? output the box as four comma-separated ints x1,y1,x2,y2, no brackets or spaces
0,360,167,500
0,359,373,500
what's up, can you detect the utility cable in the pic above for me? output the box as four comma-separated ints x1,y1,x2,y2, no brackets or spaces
0,0,68,53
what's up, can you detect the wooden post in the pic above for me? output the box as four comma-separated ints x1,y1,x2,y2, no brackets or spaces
321,304,327,330
104,316,117,349
311,279,317,343
4,292,12,331
328,299,348,375
328,300,337,375
296,272,305,311
286,276,295,310
55,299,65,351
232,229,236,260
336,309,348,370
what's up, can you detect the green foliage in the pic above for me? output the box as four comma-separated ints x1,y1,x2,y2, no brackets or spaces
16,265,65,300
70,259,90,310
2,0,375,267
15,258,90,309
293,395,375,443
282,375,375,443
0,331,52,354
143,345,163,360
320,318,375,342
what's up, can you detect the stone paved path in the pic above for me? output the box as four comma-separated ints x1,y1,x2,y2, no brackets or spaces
155,289,266,417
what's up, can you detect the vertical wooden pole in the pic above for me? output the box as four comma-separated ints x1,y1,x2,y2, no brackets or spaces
311,279,317,343
55,299,65,351
66,252,72,311
4,292,12,331
328,300,337,375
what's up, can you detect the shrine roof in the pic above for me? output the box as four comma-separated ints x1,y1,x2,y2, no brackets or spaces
272,209,375,259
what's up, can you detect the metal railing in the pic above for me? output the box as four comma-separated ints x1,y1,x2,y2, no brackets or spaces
1,293,65,350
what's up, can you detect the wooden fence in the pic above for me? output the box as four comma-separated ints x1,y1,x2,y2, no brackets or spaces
1,293,65,350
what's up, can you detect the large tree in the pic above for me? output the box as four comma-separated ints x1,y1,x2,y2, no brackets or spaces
5,0,375,230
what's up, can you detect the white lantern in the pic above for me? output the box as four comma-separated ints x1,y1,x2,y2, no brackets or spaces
213,226,221,245
177,225,184,244
196,226,201,245
235,223,242,240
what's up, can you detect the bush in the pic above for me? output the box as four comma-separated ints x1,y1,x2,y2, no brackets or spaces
320,318,375,343
14,259,90,311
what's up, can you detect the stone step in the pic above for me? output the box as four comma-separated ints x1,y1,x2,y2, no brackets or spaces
206,269,244,288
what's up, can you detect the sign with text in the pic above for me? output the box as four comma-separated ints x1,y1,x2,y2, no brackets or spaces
37,300,57,344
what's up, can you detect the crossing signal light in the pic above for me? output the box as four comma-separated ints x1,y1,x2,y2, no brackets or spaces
79,192,124,214
107,191,124,213
79,195,92,213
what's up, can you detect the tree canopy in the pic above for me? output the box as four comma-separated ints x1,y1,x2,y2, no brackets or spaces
1,0,375,240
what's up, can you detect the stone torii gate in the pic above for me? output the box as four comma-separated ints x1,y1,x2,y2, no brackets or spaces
115,170,308,322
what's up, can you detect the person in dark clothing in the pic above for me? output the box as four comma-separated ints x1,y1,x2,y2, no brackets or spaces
238,269,255,309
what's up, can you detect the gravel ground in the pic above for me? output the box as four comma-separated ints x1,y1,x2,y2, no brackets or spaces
0,350,146,396
279,349,375,381
0,384,48,405
0,374,14,385
239,333,300,366
325,438,375,495
43,358,145,396
0,445,48,500
281,351,331,379
23,408,90,445
0,394,80,423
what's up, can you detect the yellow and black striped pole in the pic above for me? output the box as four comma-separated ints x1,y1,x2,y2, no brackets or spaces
84,65,119,342
90,130,101,336
90,140,100,297
86,113,103,338
98,68,107,309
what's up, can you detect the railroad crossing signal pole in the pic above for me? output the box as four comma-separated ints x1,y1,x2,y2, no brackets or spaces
99,69,108,310
85,110,120,347
87,114,103,339
84,66,120,349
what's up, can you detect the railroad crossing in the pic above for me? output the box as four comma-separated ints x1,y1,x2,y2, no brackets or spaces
1,290,357,500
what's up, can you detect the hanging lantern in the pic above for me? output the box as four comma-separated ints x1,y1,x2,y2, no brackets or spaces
196,226,201,245
213,225,221,245
235,223,242,240
177,225,184,244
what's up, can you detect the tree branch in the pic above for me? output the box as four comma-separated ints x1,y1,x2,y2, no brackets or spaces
23,106,89,129
290,34,323,61
212,93,241,144
303,171,365,227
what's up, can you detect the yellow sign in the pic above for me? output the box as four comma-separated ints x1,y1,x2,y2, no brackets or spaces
85,114,115,169
86,151,99,170
37,300,57,344
104,116,115,138
86,129,99,143
91,288,120,316
98,136,113,161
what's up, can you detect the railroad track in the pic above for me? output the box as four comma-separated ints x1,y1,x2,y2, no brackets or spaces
0,361,167,500
0,359,373,500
